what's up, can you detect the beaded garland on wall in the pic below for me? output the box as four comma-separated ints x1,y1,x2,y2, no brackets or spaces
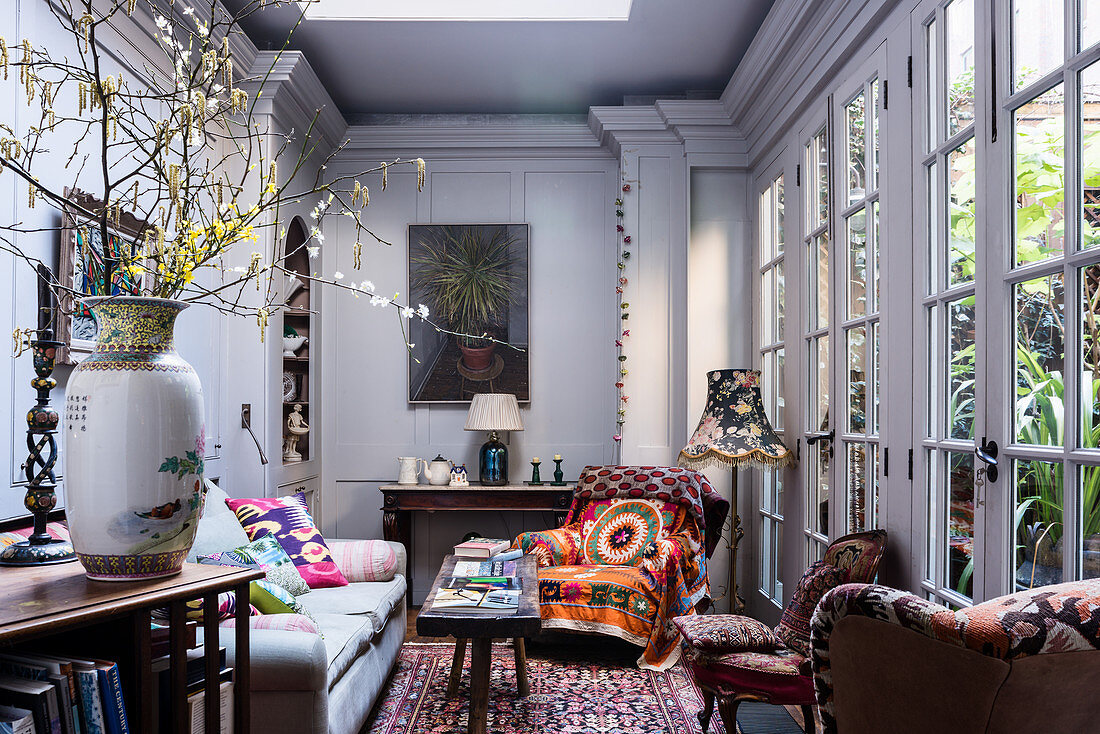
613,174,633,459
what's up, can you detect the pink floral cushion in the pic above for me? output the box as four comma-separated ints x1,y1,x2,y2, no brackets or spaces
329,540,397,582
775,560,848,655
673,614,780,653
226,494,348,589
220,613,319,635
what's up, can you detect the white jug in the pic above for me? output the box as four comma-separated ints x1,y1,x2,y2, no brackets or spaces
397,456,421,485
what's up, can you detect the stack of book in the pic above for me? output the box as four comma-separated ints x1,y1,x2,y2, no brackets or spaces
0,651,127,734
0,639,233,734
432,559,521,614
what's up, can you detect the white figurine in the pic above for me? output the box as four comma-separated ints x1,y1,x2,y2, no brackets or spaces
283,405,310,463
449,464,469,486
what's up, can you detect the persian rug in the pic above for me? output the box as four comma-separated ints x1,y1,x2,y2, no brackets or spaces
364,641,804,734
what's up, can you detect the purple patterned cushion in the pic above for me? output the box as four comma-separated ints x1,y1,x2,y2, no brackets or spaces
673,614,780,653
775,560,848,655
226,493,348,589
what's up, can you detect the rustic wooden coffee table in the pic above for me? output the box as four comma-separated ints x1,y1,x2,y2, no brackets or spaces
417,554,541,734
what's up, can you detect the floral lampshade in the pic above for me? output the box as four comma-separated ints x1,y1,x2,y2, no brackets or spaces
678,369,795,470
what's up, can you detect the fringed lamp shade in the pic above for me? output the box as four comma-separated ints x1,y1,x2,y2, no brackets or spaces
678,369,794,470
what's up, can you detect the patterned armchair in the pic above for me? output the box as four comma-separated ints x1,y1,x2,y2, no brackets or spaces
810,578,1100,734
514,466,729,670
672,530,887,734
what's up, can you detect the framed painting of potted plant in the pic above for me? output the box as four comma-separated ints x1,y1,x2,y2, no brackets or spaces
56,187,146,364
407,223,529,403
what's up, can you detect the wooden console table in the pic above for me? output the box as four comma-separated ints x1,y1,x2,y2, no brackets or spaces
380,483,574,605
0,562,262,734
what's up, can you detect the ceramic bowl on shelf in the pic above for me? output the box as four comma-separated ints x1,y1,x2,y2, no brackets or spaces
283,335,308,356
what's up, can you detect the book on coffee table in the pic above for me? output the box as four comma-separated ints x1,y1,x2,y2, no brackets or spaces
453,560,517,578
432,587,521,614
453,538,511,559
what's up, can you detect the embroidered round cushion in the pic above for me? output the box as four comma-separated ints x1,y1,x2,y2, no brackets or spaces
582,500,663,566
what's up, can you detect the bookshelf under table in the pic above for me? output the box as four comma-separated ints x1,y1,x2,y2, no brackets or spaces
0,561,263,734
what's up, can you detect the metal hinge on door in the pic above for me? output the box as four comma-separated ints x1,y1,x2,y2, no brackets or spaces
907,56,913,88
883,448,889,477
796,164,801,187
908,449,914,481
883,80,889,110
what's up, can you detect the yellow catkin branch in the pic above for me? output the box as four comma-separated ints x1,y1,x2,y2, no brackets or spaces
381,162,387,191
127,0,136,17
0,38,8,80
416,158,426,191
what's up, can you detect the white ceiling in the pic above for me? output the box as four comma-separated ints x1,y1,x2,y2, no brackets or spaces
234,0,775,116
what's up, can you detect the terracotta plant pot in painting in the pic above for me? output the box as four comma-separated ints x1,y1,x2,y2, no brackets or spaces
460,343,496,371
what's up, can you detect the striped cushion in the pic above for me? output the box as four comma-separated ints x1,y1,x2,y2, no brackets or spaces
329,540,397,582
221,613,320,635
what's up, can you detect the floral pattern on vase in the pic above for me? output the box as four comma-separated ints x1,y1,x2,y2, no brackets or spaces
64,297,205,580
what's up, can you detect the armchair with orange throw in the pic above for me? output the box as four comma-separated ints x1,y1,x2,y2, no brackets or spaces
514,465,729,670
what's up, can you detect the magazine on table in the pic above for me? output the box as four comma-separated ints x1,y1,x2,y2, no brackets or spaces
432,587,521,614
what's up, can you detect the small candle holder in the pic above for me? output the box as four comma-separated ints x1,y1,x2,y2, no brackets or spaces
528,459,543,486
551,457,566,486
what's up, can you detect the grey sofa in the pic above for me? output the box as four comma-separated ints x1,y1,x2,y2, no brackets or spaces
191,485,406,734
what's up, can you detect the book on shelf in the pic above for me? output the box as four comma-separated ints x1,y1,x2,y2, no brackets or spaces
150,620,198,657
432,587,521,613
0,654,78,734
186,677,233,734
0,676,60,734
70,663,105,734
453,538,511,559
0,704,34,734
452,560,517,578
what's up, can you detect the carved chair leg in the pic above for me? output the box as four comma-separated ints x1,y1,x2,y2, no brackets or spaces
716,695,740,734
801,704,817,734
697,688,715,733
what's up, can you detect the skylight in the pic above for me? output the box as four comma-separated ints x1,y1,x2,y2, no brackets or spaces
297,0,633,22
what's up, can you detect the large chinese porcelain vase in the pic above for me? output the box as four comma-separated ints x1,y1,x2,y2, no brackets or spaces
64,297,205,580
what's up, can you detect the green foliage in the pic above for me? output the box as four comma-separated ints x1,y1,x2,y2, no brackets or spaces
410,226,520,347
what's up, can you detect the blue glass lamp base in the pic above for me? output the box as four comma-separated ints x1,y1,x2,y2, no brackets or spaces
479,434,508,486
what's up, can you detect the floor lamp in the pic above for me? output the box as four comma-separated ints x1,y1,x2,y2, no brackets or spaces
678,369,794,613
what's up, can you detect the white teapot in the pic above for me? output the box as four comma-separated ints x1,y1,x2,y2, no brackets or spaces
425,454,453,486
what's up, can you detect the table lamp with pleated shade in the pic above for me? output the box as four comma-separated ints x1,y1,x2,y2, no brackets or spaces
464,393,524,485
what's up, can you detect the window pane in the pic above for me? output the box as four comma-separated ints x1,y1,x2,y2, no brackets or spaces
777,259,785,341
810,128,829,228
848,209,867,319
776,174,785,253
947,451,975,598
871,79,880,190
871,443,881,528
870,321,880,435
1013,0,1065,91
1081,465,1100,578
1016,459,1064,589
762,268,774,345
928,160,940,292
776,347,786,431
848,326,867,433
847,90,866,202
813,336,830,432
949,138,977,285
810,442,831,537
759,187,773,262
761,518,774,595
947,0,975,137
948,297,977,440
762,349,775,419
1015,85,1066,266
926,449,938,581
1083,265,1100,448
775,465,785,519
810,233,830,329
927,17,939,150
1015,273,1065,447
1082,61,1100,251
847,442,868,533
1086,0,1100,53
870,200,880,313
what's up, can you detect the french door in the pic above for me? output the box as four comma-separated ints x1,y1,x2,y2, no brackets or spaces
798,44,890,566
915,0,1100,607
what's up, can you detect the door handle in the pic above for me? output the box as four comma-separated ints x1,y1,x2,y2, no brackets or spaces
975,437,998,483
806,429,835,445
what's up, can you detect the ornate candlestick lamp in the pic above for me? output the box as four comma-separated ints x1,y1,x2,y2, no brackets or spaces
529,457,543,485
0,266,76,566
678,369,793,612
